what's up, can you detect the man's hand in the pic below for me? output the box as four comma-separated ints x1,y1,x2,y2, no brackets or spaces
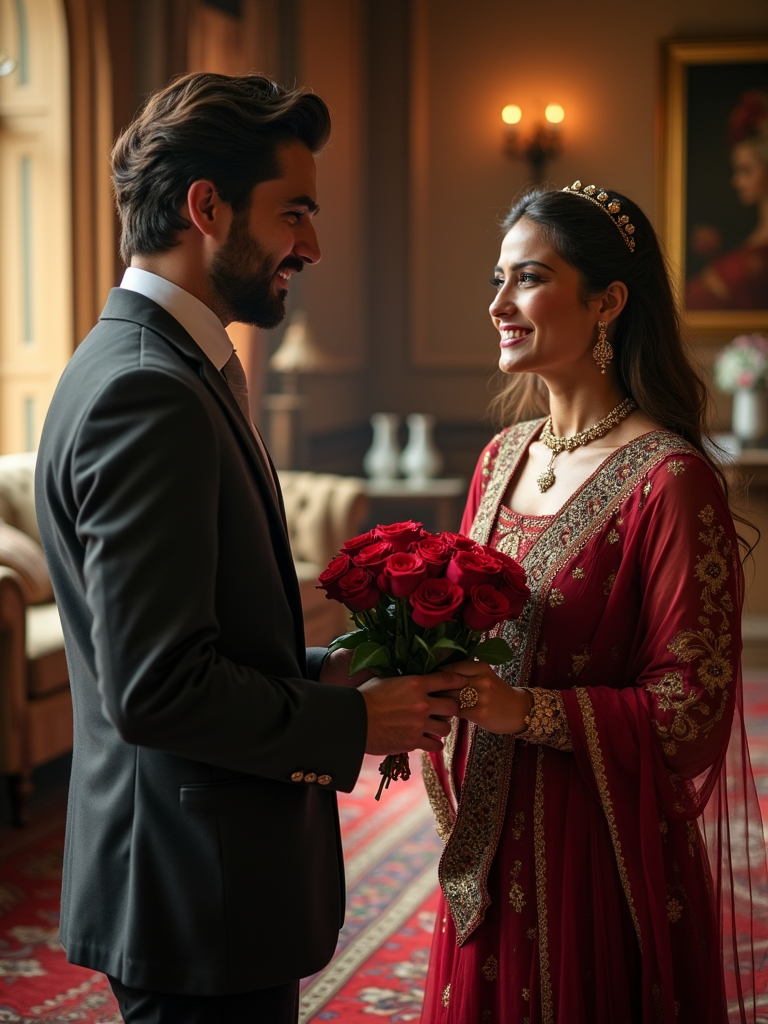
359,671,460,755
435,660,533,735
319,647,375,688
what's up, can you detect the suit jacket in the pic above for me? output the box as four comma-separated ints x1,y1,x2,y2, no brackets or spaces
35,288,368,995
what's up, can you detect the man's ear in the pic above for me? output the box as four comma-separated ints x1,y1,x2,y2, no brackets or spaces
599,281,629,325
182,180,232,242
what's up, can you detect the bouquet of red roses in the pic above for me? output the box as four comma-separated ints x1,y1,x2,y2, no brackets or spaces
317,520,530,798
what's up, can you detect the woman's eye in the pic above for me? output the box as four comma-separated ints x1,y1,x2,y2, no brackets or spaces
489,277,505,289
519,272,539,284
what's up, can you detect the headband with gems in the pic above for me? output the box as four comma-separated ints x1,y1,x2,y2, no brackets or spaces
560,181,636,252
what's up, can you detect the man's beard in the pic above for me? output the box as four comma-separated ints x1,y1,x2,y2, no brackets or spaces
209,211,303,329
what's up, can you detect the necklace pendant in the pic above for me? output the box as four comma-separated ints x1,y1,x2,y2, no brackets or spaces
537,467,556,492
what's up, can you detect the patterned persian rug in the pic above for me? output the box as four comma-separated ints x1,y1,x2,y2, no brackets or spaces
3,675,768,1024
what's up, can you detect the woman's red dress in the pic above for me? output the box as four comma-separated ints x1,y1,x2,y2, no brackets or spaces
421,422,768,1024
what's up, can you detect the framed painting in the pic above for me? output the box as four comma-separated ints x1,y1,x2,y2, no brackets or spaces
660,39,768,334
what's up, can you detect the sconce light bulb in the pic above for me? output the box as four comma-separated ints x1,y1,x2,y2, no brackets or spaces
501,104,522,125
545,104,565,124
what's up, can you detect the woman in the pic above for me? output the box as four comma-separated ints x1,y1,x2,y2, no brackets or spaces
687,89,768,311
422,182,768,1023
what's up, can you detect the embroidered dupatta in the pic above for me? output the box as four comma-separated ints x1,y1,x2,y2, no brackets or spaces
423,422,768,1023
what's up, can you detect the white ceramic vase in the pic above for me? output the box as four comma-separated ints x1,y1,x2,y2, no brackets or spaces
400,413,443,481
732,388,768,445
363,413,401,480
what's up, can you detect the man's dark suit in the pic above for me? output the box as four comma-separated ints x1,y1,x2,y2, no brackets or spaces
35,288,367,995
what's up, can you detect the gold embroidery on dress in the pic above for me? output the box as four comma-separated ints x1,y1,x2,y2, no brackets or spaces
686,820,698,858
524,689,574,750
534,746,554,1024
509,860,526,912
536,642,547,666
647,505,733,755
659,815,668,837
527,926,537,940
548,588,565,607
512,811,525,840
604,571,617,595
575,688,643,951
667,460,686,476
570,647,591,679
608,529,620,544
667,895,683,922
435,426,700,945
572,566,586,579
483,954,499,980
420,751,454,842
442,982,451,1007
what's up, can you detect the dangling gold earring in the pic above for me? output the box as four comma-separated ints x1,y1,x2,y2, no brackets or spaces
593,320,613,374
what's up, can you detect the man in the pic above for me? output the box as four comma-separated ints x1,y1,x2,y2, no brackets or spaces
35,73,457,1024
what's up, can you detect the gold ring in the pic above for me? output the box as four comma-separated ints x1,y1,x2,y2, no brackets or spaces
458,685,479,710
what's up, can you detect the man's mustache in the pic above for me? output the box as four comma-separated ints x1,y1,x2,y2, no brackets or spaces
277,257,305,275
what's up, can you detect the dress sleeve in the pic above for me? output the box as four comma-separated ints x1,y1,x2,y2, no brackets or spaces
459,434,506,537
561,454,741,812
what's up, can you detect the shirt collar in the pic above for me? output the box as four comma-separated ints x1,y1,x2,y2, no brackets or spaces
119,267,234,371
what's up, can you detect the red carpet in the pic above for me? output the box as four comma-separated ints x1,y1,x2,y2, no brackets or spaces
3,677,768,1023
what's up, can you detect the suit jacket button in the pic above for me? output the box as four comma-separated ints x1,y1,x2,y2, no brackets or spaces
318,775,332,786
291,771,305,782
304,772,318,783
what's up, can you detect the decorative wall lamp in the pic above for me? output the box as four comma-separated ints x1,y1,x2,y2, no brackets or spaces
502,103,565,183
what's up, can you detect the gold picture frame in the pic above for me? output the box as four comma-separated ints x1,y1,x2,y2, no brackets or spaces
660,39,768,336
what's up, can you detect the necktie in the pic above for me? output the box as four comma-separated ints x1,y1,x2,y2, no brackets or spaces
221,349,278,503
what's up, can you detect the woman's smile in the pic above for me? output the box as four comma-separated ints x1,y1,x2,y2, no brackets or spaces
499,326,533,347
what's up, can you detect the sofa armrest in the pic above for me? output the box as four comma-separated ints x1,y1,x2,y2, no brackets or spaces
0,567,29,773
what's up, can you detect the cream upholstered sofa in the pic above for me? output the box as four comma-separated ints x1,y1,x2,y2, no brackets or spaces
277,471,368,646
0,452,71,824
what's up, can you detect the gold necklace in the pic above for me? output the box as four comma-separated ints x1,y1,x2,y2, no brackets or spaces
536,396,637,493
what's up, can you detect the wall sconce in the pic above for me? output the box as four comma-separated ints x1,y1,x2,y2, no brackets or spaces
502,103,564,183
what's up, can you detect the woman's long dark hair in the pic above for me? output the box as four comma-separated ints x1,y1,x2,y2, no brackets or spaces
492,185,755,559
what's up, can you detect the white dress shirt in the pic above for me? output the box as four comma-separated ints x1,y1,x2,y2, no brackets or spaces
120,267,234,371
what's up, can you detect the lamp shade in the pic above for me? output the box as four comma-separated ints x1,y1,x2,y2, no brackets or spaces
269,311,330,373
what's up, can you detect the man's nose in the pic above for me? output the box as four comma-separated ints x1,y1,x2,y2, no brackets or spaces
296,220,321,265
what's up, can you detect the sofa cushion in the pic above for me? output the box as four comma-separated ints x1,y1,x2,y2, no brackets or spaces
0,522,54,604
0,451,41,543
26,603,69,697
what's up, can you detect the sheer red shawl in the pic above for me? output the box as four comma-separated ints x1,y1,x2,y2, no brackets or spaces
423,422,768,1022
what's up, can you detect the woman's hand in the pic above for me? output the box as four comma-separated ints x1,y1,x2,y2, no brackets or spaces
434,660,533,735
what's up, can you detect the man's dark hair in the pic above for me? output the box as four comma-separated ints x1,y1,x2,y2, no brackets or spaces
111,73,331,263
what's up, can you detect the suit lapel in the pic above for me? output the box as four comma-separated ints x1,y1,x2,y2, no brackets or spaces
99,290,299,605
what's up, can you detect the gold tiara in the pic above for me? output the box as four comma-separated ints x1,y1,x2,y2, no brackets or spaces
560,181,636,252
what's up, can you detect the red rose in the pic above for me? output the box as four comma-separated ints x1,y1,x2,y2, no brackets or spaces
411,537,452,577
377,552,428,598
409,577,466,629
341,529,377,554
439,531,479,552
353,541,393,575
462,584,512,632
374,520,425,553
337,567,381,611
485,548,530,616
317,553,352,601
446,549,502,590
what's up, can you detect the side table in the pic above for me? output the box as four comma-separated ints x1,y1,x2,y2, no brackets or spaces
362,478,466,534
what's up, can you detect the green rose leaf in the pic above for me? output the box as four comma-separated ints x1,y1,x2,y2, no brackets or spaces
350,642,392,674
472,637,514,665
329,630,370,652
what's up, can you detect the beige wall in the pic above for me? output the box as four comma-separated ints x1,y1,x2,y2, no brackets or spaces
290,0,768,441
